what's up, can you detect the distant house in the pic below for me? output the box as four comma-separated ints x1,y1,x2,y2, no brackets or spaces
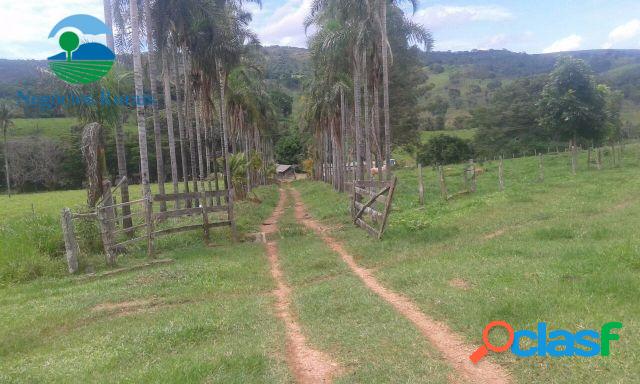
276,164,296,180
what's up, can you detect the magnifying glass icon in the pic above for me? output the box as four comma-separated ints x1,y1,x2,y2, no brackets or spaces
469,321,515,364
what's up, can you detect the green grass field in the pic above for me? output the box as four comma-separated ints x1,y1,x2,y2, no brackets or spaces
293,145,639,383
1,145,638,383
8,117,138,140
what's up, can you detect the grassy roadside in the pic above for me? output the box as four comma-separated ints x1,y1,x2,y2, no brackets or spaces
292,147,640,383
276,195,453,383
0,184,279,285
0,185,291,383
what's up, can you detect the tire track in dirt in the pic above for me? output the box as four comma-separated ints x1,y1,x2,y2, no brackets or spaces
263,188,340,384
289,187,511,384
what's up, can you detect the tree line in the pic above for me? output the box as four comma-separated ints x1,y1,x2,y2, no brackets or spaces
418,57,629,166
1,0,295,202
300,0,432,190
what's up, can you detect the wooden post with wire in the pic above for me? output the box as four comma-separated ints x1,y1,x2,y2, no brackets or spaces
499,156,505,191
418,164,425,205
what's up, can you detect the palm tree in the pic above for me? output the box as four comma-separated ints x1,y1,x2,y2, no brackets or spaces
0,104,13,197
161,45,180,206
172,49,191,200
143,0,167,209
65,68,135,229
103,0,115,51
379,0,432,178
129,0,152,198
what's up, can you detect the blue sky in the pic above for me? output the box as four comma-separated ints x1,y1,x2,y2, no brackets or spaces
1,0,640,59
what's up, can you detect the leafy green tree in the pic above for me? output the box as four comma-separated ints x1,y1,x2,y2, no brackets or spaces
600,85,624,143
472,76,549,156
275,134,304,165
539,57,607,146
417,134,473,166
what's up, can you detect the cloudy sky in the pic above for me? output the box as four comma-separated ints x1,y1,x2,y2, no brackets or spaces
1,0,640,59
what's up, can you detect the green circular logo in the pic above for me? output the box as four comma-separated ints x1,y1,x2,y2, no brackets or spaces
47,14,115,84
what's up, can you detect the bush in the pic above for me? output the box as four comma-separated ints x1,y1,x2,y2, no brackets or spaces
417,134,474,166
0,214,65,285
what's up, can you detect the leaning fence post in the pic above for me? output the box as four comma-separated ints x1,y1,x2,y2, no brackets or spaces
61,208,80,274
498,156,505,191
597,148,602,170
469,159,477,193
418,164,425,206
145,197,155,258
437,165,448,200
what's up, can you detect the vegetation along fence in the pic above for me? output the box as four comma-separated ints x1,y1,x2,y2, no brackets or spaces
61,177,236,273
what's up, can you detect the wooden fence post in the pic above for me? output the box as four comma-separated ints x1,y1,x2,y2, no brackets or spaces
61,208,80,274
228,189,238,242
437,165,448,200
378,177,398,239
470,159,477,193
618,142,623,165
571,144,577,175
418,164,425,206
499,156,505,191
145,197,155,258
98,181,116,266
539,153,544,182
597,148,602,170
463,164,469,191
201,191,211,242
587,147,592,168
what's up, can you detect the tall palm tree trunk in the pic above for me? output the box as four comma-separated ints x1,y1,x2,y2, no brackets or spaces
380,0,392,180
173,50,190,201
194,99,206,194
129,0,151,198
183,57,199,198
373,78,384,182
143,0,166,210
216,61,237,238
161,49,180,207
353,51,364,180
363,51,372,179
102,0,115,52
114,121,132,230
340,88,347,192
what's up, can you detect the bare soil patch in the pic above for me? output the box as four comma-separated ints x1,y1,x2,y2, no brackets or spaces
484,229,506,240
290,187,511,384
263,189,340,383
449,278,472,291
91,299,158,318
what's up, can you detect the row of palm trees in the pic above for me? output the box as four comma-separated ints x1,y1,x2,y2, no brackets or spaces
302,0,432,190
100,0,276,216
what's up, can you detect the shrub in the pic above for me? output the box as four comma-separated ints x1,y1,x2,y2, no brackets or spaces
417,134,474,166
0,214,65,285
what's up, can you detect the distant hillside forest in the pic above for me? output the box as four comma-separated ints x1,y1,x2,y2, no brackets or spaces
1,47,640,190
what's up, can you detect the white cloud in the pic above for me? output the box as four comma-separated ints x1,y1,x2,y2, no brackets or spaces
603,19,640,48
543,34,582,53
412,5,513,29
250,0,312,47
0,0,105,59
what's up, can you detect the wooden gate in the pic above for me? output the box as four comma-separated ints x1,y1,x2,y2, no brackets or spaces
351,177,397,239
96,178,235,262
